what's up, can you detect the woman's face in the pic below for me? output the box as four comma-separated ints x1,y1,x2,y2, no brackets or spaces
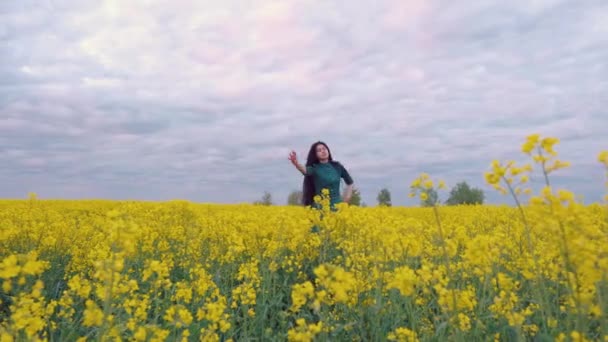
315,144,329,161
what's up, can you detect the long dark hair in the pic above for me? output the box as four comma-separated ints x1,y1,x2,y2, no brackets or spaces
302,141,334,206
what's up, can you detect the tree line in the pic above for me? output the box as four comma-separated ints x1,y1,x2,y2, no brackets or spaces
254,181,485,207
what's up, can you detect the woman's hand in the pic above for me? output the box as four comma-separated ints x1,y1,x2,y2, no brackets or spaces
288,151,298,165
289,151,307,175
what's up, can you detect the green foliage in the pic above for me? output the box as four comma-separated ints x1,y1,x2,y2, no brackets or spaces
377,188,392,207
349,187,362,206
254,191,273,205
445,181,485,205
421,188,438,207
287,190,302,205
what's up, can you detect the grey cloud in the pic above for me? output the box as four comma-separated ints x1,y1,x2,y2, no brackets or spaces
1,0,607,205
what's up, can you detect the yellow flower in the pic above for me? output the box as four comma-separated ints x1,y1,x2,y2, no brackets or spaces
21,259,47,276
0,255,20,279
557,189,575,203
2,280,11,293
83,300,104,327
291,281,314,312
540,137,556,146
134,327,147,341
522,134,540,154
526,133,540,144
457,313,471,331
521,142,535,154
570,331,591,342
387,327,419,342
548,318,557,328
484,172,500,185
438,180,446,189
387,266,417,297
546,159,570,173
423,180,434,189
68,275,92,298
287,318,323,342
313,264,358,306
599,150,608,166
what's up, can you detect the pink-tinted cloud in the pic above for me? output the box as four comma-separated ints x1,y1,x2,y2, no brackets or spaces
1,0,606,205
383,0,432,31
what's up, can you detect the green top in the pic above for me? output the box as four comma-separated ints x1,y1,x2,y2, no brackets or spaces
306,161,353,207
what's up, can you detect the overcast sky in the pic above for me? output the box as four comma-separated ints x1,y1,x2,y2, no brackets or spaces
2,0,607,206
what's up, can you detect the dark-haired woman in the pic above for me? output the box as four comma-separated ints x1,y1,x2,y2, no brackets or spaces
288,141,354,210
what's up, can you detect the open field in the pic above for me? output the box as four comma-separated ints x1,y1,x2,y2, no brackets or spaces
1,137,607,341
1,199,607,341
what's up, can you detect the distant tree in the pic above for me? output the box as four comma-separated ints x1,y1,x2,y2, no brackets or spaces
287,190,303,205
349,187,362,206
420,188,439,207
377,188,392,207
445,181,485,205
254,191,273,206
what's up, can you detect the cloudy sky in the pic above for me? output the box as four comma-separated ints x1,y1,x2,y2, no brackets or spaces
2,0,607,206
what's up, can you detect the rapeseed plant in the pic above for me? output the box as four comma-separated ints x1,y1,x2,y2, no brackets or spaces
0,135,606,341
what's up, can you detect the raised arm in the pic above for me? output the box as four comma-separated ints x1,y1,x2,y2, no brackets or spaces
288,151,307,175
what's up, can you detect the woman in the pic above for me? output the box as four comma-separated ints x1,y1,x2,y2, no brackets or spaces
288,141,354,209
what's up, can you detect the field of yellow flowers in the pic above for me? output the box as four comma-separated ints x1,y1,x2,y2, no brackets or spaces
1,135,607,341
